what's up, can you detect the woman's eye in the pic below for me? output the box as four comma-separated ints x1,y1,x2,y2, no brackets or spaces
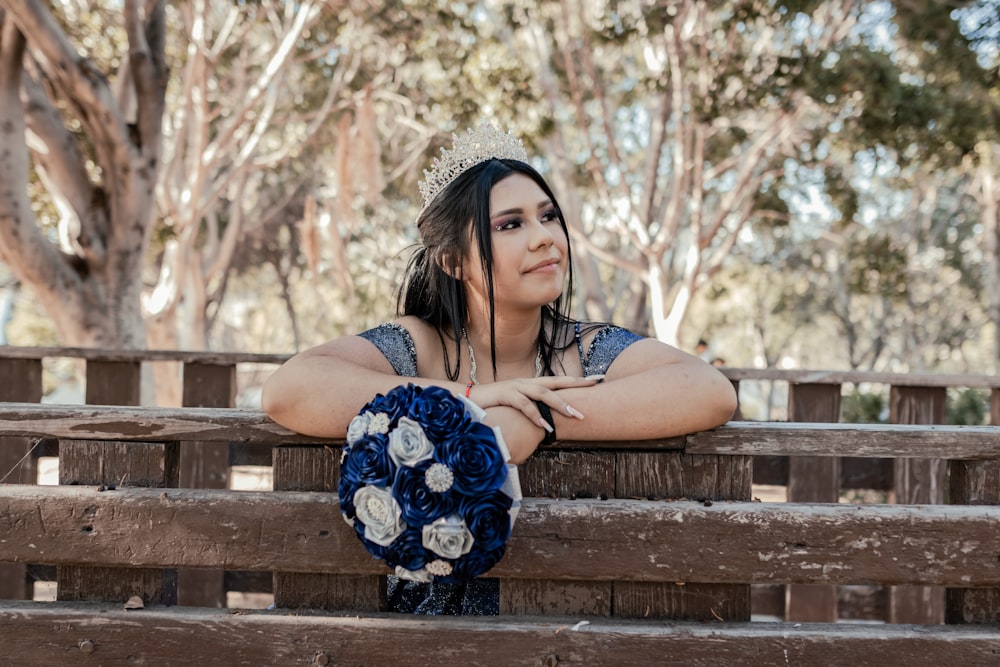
494,219,521,231
541,209,559,223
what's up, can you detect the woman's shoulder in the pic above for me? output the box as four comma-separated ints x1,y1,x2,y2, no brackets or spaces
358,317,448,378
570,321,646,376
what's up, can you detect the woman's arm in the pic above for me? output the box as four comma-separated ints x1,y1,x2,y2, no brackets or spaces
545,339,737,442
262,334,465,438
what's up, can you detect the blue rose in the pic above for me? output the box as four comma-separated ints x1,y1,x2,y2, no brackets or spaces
436,422,507,495
392,462,458,526
459,490,513,553
447,545,505,582
409,386,475,440
368,384,419,425
341,434,394,487
354,521,387,561
338,470,360,520
384,527,428,572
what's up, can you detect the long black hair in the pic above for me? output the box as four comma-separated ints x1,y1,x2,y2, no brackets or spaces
398,158,575,381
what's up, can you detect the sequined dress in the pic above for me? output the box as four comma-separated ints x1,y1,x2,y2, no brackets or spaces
357,320,642,615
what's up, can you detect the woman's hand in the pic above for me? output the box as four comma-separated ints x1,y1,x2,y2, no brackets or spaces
465,375,602,434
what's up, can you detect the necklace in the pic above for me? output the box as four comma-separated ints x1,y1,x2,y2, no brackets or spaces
463,328,543,385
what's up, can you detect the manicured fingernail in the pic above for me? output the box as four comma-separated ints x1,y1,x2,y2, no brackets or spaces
538,418,554,433
566,405,584,419
585,374,605,383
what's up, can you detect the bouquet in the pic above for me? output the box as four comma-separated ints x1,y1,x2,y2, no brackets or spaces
338,383,521,583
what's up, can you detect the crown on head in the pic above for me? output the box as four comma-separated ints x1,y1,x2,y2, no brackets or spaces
418,123,529,208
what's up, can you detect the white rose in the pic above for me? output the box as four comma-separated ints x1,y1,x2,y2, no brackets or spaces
346,413,372,445
422,514,475,559
395,565,433,583
354,485,405,547
388,417,434,468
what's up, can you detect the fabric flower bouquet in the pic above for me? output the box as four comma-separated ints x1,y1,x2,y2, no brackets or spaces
338,384,522,583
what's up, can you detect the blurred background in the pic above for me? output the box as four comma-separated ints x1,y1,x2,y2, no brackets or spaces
0,0,997,414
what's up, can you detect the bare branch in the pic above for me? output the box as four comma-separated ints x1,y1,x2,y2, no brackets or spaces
0,15,79,293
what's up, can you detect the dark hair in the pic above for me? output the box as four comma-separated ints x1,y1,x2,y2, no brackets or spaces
399,159,575,381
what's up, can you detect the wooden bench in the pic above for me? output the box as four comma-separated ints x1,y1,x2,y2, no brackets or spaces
2,403,999,664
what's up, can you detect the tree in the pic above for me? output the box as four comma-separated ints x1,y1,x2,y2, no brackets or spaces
0,0,166,348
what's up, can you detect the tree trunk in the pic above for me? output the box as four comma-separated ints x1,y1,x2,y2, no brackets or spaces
0,1,167,355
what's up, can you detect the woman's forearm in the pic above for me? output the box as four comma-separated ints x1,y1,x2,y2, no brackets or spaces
262,337,464,437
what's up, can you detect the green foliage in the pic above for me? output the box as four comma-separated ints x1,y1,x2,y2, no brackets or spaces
947,388,990,425
841,388,888,423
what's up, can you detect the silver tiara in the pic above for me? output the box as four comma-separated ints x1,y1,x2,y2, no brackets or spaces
418,123,529,207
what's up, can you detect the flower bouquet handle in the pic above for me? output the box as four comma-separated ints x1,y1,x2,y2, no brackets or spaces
338,384,522,582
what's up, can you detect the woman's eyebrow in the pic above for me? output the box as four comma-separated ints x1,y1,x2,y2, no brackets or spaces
490,200,553,220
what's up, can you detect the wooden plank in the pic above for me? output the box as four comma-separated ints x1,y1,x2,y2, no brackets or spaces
0,357,42,601
12,488,995,587
786,383,841,623
177,362,236,608
720,367,1000,389
685,421,1000,459
6,346,1000,388
503,450,615,616
0,403,329,444
946,459,1000,624
888,386,947,625
3,602,1000,666
3,405,1000,458
0,344,290,365
56,439,178,606
271,445,384,612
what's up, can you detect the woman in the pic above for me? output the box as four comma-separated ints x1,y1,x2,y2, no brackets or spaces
263,124,737,614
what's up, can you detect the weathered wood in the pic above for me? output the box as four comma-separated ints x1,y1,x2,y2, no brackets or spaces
56,440,178,606
12,488,994,587
85,360,142,406
889,385,947,625
177,362,236,608
271,445,385,612
947,459,1000,624
3,602,1000,666
0,402,329,444
503,450,615,616
687,421,1000,459
0,357,42,601
6,345,1000,389
0,344,289,365
4,405,1000,459
720,367,1000,389
786,383,841,623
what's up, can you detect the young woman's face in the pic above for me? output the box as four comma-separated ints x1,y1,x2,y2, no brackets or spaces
462,173,568,316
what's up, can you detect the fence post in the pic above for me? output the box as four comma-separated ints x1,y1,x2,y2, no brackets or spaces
0,357,43,600
176,362,236,608
271,445,385,611
945,388,1000,623
785,383,842,622
888,385,947,624
57,359,180,606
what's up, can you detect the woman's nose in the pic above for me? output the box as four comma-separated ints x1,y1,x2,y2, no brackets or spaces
529,219,554,248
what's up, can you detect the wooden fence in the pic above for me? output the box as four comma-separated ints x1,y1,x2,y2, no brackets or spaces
1,346,999,664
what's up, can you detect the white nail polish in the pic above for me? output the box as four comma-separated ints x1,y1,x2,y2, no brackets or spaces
566,405,584,419
538,418,554,433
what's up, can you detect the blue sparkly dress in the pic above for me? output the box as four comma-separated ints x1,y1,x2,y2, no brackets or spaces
357,320,642,615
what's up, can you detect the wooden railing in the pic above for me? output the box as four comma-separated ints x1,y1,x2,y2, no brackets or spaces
3,346,1000,629
1,403,999,664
